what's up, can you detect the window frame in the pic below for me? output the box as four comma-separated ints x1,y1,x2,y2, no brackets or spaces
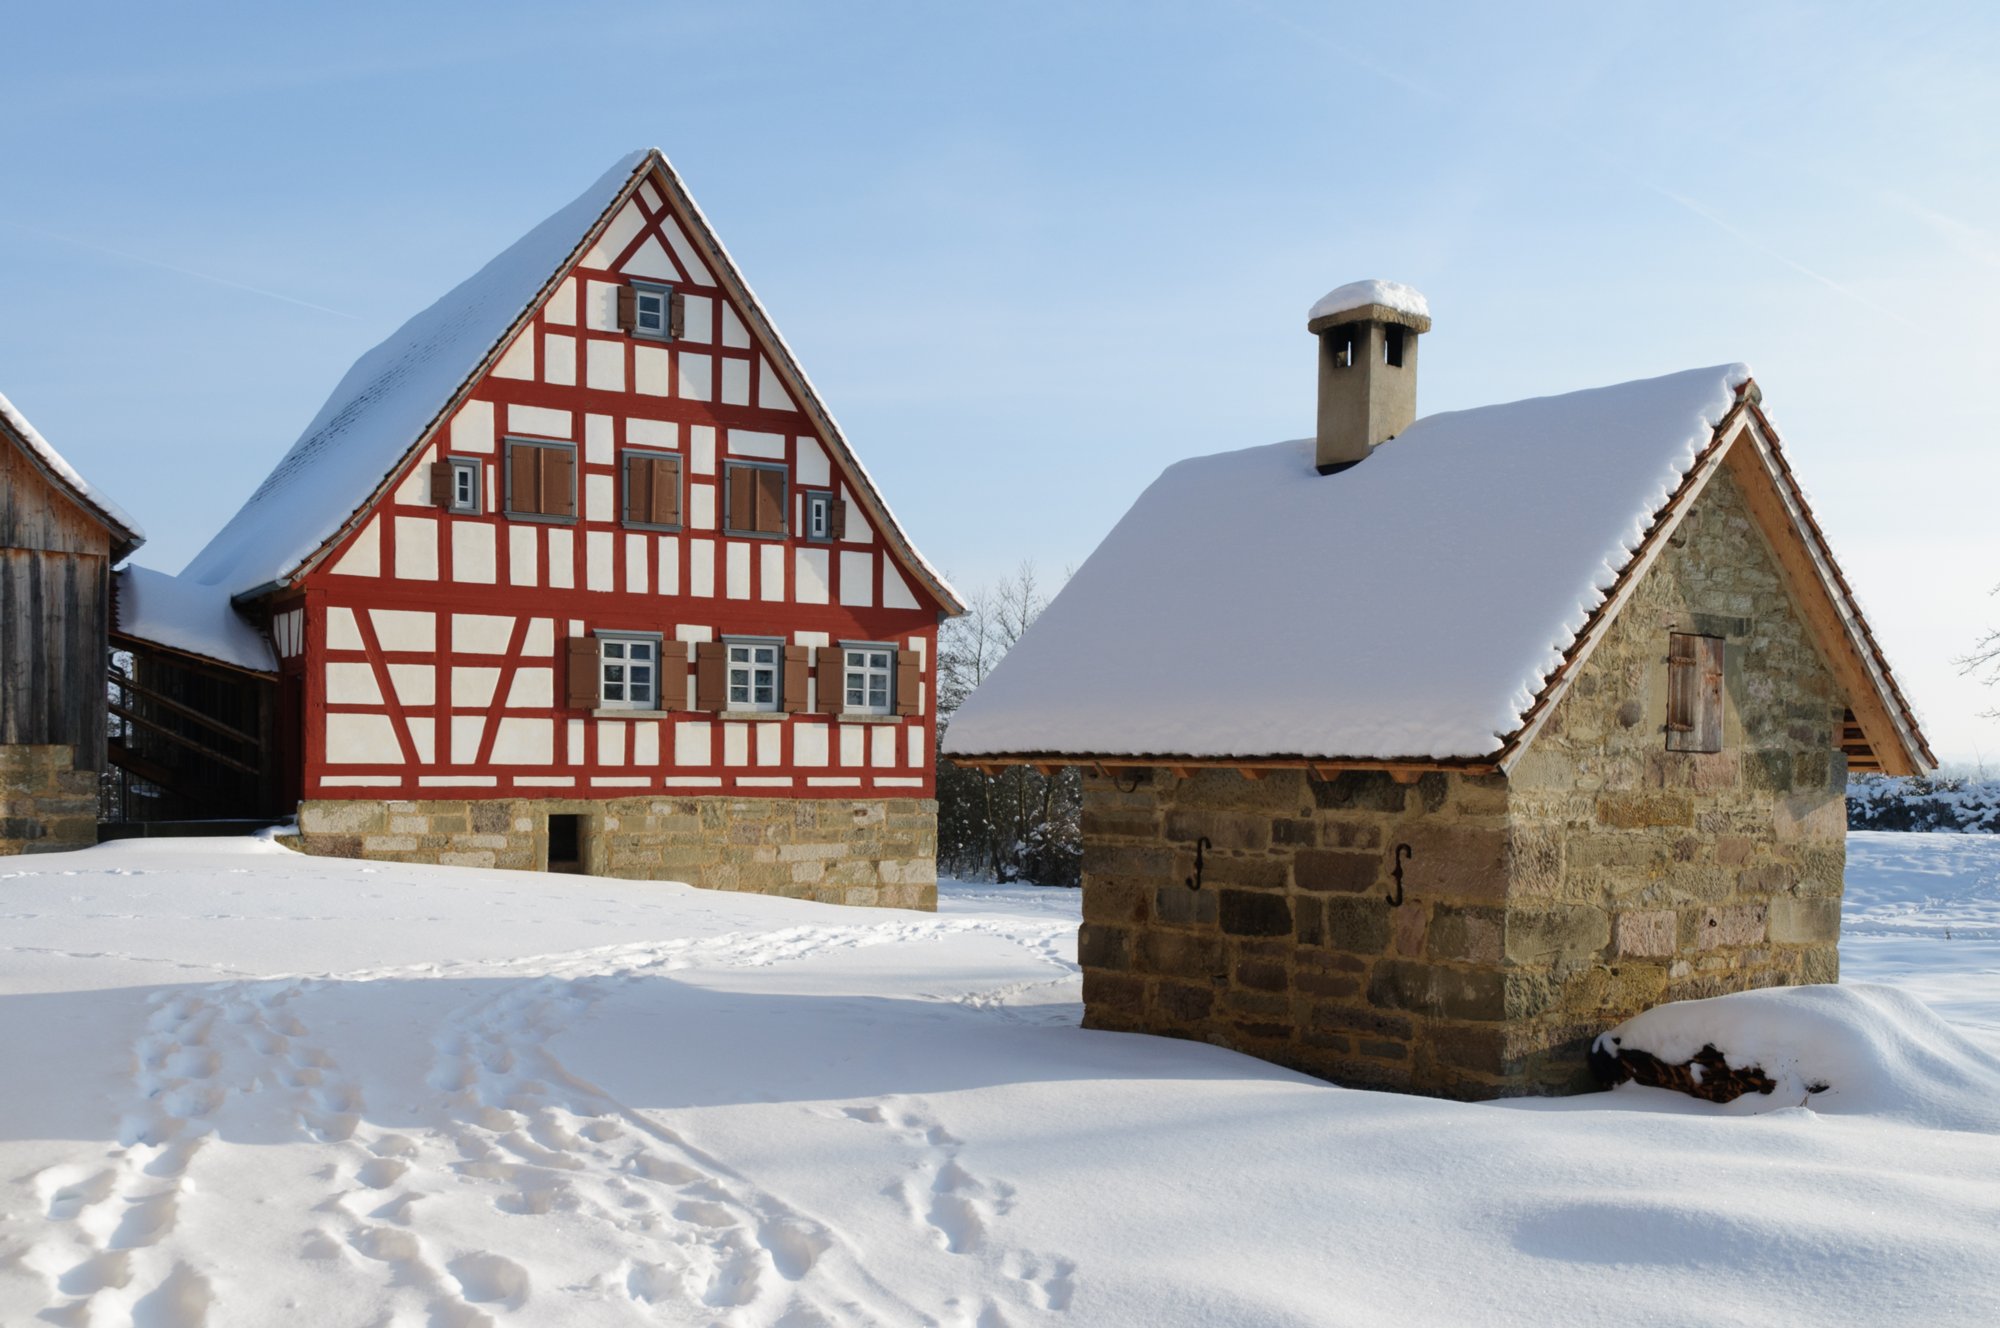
621,449,684,533
723,636,785,714
841,641,896,716
444,456,483,515
1665,631,1726,754
723,461,789,539
631,279,674,342
804,490,833,543
503,437,579,525
597,631,664,711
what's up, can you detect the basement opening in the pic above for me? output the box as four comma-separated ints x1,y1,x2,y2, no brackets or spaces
547,813,584,874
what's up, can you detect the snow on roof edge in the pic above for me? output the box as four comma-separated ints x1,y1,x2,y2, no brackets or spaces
0,389,145,548
1308,279,1430,326
116,565,276,673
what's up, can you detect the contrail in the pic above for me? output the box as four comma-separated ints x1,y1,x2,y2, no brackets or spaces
1229,0,1920,328
3,219,357,320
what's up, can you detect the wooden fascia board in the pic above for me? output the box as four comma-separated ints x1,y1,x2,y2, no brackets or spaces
1721,415,1932,774
279,158,653,591
110,629,278,681
641,156,967,619
1493,400,1752,775
1,426,145,560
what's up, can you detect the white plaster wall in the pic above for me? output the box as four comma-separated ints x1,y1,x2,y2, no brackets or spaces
389,664,434,706
509,526,538,587
839,550,875,607
586,280,621,332
621,235,675,281
370,608,435,653
725,543,751,599
720,358,750,406
548,529,574,590
681,294,713,344
543,334,577,387
326,714,401,764
627,417,676,448
395,516,438,581
452,401,495,453
635,346,670,396
507,668,553,708
327,607,363,650
585,413,614,465
691,426,716,476
794,548,829,605
492,718,554,764
723,725,748,767
585,474,614,524
543,278,576,326
452,667,500,708
586,339,625,392
794,724,828,767
657,537,680,596
795,437,830,487
452,614,513,654
689,539,714,597
451,716,485,764
586,531,614,592
324,663,381,706
453,522,496,584
661,216,714,285
678,353,711,402
760,544,785,602
584,200,647,269
674,721,711,766
493,333,534,380
758,359,795,411
508,405,572,439
331,520,380,577
625,534,649,594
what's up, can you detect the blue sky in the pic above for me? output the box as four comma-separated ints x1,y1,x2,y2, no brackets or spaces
4,1,1996,763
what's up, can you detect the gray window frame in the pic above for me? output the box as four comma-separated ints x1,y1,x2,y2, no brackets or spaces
722,460,789,540
840,641,896,716
503,436,579,526
804,490,833,543
723,635,785,714
632,279,674,342
598,630,665,711
621,449,684,533
445,455,482,516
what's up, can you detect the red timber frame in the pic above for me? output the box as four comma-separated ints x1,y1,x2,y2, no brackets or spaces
292,169,945,801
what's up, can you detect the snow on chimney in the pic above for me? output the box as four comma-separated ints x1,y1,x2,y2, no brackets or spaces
1306,280,1431,474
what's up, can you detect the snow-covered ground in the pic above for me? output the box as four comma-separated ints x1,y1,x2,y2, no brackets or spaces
2,832,1997,1327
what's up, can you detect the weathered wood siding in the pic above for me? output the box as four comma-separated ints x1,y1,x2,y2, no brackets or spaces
1,433,112,766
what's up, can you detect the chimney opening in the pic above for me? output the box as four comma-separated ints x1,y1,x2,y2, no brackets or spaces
1384,325,1406,368
1324,325,1356,369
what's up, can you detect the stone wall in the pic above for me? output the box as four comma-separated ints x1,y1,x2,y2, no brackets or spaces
1078,766,1518,1098
1504,468,1847,1073
286,796,938,910
1075,472,1851,1100
0,744,98,856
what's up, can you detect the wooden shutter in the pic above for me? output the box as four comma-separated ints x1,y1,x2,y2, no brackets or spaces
509,443,538,515
658,640,690,711
1667,633,1724,753
755,468,786,534
429,461,453,506
616,286,638,333
828,498,847,541
782,646,809,714
566,637,600,709
668,289,686,340
727,466,755,533
542,447,575,517
895,649,921,716
815,646,844,715
654,456,681,527
694,642,727,712
625,455,652,526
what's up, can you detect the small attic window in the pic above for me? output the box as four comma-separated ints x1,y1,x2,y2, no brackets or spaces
617,280,681,341
1384,325,1407,368
1666,632,1725,753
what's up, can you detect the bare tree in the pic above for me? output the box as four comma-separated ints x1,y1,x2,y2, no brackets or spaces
934,563,1081,885
1962,582,2000,718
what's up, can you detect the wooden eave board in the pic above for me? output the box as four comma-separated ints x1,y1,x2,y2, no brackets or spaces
1,422,142,561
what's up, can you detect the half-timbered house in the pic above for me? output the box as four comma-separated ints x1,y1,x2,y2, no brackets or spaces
1,392,143,854
117,149,960,908
944,281,1933,1096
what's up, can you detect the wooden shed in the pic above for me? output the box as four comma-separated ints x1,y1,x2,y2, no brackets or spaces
1,392,143,854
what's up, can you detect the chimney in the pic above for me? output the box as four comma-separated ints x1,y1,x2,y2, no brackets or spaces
1306,280,1431,474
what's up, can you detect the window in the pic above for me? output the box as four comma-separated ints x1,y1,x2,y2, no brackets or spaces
724,463,787,537
843,645,895,715
505,439,576,520
429,457,483,514
598,634,659,710
1666,632,1725,753
805,491,832,542
624,451,682,530
618,280,677,341
726,639,782,712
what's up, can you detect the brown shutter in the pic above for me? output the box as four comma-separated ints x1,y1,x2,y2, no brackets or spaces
509,443,538,515
544,447,575,517
1695,636,1725,754
695,642,727,712
429,461,453,506
566,637,600,709
756,468,786,534
815,646,844,715
625,454,651,525
782,646,809,714
656,456,681,527
895,649,921,716
658,639,689,711
668,289,686,340
616,285,638,333
828,498,847,541
727,467,755,533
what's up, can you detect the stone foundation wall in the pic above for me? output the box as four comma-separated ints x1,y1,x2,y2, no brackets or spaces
287,796,938,910
0,744,98,856
1079,766,1520,1098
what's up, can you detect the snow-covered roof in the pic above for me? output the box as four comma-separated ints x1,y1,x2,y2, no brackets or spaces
0,389,144,556
176,151,650,595
1308,279,1430,328
115,565,276,674
944,364,1752,763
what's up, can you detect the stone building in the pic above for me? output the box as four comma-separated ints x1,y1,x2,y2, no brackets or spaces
944,281,1932,1098
1,391,143,855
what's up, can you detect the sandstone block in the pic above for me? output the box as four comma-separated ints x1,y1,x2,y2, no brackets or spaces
1615,909,1677,957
